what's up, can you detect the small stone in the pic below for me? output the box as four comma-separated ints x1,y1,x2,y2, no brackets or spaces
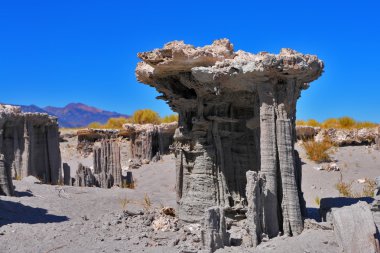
171,238,180,246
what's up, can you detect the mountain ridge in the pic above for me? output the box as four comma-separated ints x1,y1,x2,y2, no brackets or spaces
2,103,130,128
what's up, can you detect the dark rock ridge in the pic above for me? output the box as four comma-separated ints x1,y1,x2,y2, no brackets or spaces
0,105,61,196
14,102,130,128
136,39,324,248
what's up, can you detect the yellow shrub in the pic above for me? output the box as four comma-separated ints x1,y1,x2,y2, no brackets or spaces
104,117,128,129
306,119,321,127
338,116,356,129
355,121,378,129
296,120,306,126
321,117,377,129
302,139,334,163
87,122,102,128
132,109,161,124
322,118,340,129
161,114,179,123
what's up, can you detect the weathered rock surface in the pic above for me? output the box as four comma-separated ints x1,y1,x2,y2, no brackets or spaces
202,206,229,252
314,127,379,146
75,163,96,187
77,129,126,156
0,105,61,195
376,132,380,150
76,122,177,162
136,39,324,245
295,125,320,140
93,139,122,188
372,176,380,212
245,171,265,247
331,201,380,253
123,122,177,161
319,197,373,222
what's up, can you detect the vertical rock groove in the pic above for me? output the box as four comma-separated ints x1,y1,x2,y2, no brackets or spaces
92,139,122,188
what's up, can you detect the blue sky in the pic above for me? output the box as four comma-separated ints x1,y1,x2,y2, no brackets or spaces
0,1,379,121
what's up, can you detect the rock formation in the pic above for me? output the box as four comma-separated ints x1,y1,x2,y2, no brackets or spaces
0,105,61,196
315,127,379,146
372,177,380,230
245,171,265,247
123,122,177,161
77,122,177,161
376,128,380,150
295,125,321,140
77,129,126,155
63,163,71,185
332,201,380,253
75,163,96,187
202,206,229,252
136,39,323,244
93,139,122,188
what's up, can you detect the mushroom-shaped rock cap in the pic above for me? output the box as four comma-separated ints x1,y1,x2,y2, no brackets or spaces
136,39,324,88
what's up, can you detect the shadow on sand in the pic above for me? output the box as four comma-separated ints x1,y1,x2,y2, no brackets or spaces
14,190,34,197
306,197,374,223
306,207,321,221
0,199,69,226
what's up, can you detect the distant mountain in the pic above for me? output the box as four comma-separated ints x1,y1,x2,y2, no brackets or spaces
18,103,129,128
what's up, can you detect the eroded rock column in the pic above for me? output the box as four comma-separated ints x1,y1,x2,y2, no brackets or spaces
0,105,62,195
136,39,323,242
93,139,122,188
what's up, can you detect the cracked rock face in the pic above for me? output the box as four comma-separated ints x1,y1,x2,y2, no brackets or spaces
0,105,61,195
136,39,323,241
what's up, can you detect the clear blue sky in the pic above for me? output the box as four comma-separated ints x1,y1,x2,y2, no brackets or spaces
1,1,379,121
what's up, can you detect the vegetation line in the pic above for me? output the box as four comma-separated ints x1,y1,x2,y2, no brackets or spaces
296,116,378,129
87,109,178,129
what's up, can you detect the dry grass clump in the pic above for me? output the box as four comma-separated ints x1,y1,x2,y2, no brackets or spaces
335,174,376,198
302,138,335,163
119,195,132,210
143,193,152,210
361,179,377,197
314,196,321,207
297,117,378,129
335,180,354,197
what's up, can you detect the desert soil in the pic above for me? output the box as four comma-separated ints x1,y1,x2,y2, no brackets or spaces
0,136,379,253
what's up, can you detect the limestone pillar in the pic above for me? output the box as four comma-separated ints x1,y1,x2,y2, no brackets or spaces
136,39,323,238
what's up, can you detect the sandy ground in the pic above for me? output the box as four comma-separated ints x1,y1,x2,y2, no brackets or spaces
0,136,379,252
299,143,380,208
0,155,178,253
